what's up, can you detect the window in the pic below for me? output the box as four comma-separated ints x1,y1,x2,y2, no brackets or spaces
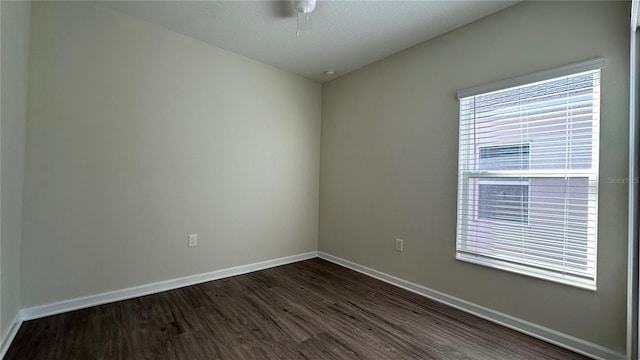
478,179,529,223
456,58,603,289
479,144,530,170
478,144,530,224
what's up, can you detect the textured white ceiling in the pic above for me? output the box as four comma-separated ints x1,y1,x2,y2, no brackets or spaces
99,1,519,83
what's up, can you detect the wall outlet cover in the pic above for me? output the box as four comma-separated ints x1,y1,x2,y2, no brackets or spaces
395,238,403,252
188,233,198,247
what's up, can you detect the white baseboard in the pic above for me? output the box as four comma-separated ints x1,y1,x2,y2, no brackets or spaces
0,313,23,359
318,251,625,360
19,251,318,321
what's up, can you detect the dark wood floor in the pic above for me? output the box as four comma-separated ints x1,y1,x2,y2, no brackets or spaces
6,258,588,359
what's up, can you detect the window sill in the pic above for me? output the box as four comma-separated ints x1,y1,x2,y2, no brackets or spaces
456,252,597,291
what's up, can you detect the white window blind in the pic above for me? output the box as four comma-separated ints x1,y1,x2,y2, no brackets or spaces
456,60,602,289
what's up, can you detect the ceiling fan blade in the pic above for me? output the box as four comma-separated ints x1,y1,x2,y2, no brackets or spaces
272,1,296,18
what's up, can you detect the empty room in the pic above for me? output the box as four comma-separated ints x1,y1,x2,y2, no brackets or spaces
0,0,636,359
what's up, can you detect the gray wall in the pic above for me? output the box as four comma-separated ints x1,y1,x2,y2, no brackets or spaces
1,0,30,340
21,2,321,307
319,1,629,352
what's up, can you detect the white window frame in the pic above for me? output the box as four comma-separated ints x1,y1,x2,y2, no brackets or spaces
455,58,604,290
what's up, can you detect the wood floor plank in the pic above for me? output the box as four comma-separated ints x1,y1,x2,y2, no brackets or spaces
6,259,589,359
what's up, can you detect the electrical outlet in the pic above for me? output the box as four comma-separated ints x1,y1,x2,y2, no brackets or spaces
188,233,198,247
395,238,403,252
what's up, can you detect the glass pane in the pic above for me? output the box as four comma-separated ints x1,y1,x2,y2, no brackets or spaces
479,144,530,170
478,181,529,223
